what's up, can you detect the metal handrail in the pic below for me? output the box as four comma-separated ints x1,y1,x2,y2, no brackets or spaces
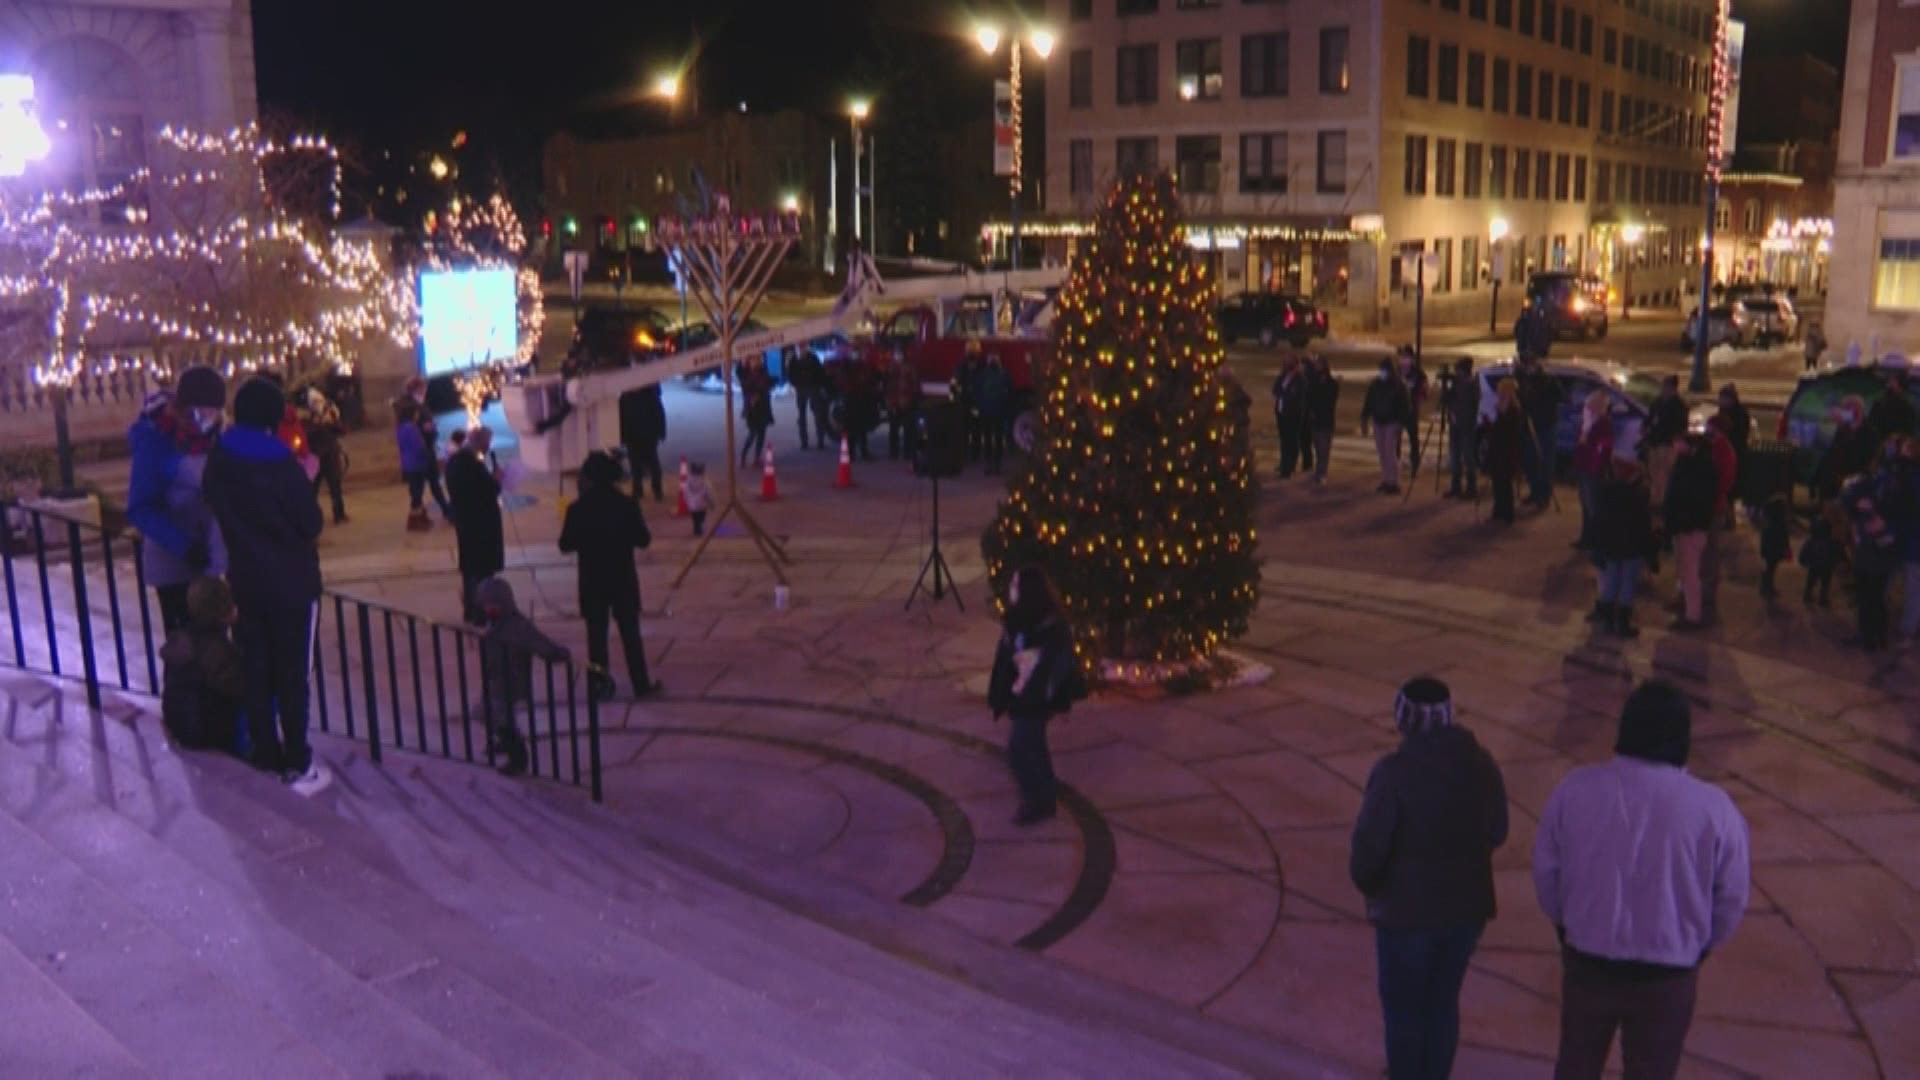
0,507,602,802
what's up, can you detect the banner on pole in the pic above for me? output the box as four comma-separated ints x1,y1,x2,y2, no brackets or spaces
993,79,1015,177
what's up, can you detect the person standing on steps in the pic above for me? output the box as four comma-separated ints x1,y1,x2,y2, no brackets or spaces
1444,358,1480,500
976,352,1013,476
1535,680,1750,1080
1361,359,1413,495
446,427,504,626
1645,375,1689,515
475,576,569,777
886,352,923,463
203,376,329,796
1591,450,1655,638
1350,676,1509,1080
1484,378,1528,525
1272,353,1308,479
1573,391,1614,550
618,383,667,504
738,356,774,469
988,566,1085,826
559,451,661,702
1519,358,1564,511
395,399,436,532
402,376,453,520
301,386,349,525
1399,347,1430,480
1803,319,1827,373
126,365,228,634
1307,353,1340,485
1664,433,1718,632
787,344,825,450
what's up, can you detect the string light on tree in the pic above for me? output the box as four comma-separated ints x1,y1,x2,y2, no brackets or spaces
982,171,1259,681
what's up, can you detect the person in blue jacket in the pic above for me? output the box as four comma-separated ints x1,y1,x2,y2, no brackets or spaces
126,366,229,633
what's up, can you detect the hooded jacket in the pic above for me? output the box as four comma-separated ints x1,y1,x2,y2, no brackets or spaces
446,449,505,578
476,577,569,711
1665,447,1719,535
1350,725,1509,930
987,616,1082,720
202,425,323,610
618,385,667,446
126,406,227,588
558,482,651,608
1593,468,1655,563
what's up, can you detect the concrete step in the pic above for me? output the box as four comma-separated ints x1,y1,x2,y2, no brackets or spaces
0,677,1295,1077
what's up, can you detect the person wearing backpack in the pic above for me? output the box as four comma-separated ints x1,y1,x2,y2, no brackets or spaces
987,566,1085,826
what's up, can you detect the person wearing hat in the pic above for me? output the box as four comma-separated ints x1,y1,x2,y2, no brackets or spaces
203,376,329,796
127,365,229,633
1350,676,1509,1080
446,426,505,625
558,450,660,702
1534,680,1750,1080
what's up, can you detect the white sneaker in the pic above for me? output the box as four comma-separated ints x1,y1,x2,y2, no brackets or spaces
285,762,332,798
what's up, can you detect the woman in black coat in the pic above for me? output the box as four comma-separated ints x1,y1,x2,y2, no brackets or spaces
1590,455,1656,637
559,451,659,701
988,566,1086,826
445,428,504,624
1482,379,1528,524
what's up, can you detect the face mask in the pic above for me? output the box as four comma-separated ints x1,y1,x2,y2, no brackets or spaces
193,408,222,435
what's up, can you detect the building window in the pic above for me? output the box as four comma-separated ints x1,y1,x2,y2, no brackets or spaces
1466,51,1486,108
1320,28,1351,94
1175,135,1221,193
1463,236,1481,288
1742,201,1761,234
1492,58,1510,112
1514,149,1530,198
1117,44,1158,105
1579,14,1594,54
1242,32,1289,98
1317,130,1347,193
1437,44,1459,104
1516,64,1533,116
1464,142,1484,197
1620,34,1634,71
1069,50,1093,108
1071,0,1092,19
1599,89,1614,133
1489,145,1508,197
1404,134,1429,195
1390,240,1422,290
1714,201,1731,231
1495,0,1512,28
1894,56,1920,159
1070,139,1094,195
1442,0,1460,10
1435,238,1455,292
1552,234,1568,270
1629,163,1643,203
1596,159,1611,203
1554,152,1570,200
1176,39,1223,101
1435,138,1458,196
1535,149,1551,199
1518,0,1534,34
1118,0,1158,13
1557,75,1573,124
1406,35,1431,98
1117,136,1158,174
1604,27,1617,64
1539,70,1554,122
1559,8,1576,49
1470,0,1488,19
1176,0,1220,7
1239,132,1289,193
1539,0,1557,42
1574,154,1588,201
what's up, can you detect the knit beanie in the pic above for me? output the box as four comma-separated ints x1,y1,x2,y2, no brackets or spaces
1616,680,1692,767
174,366,227,410
1394,676,1454,735
232,377,286,431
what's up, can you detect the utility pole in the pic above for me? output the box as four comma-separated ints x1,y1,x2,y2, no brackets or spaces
1691,0,1732,395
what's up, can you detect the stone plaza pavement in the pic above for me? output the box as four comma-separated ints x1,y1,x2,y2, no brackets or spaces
302,385,1920,1079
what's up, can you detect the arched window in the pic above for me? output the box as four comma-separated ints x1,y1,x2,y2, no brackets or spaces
33,36,145,218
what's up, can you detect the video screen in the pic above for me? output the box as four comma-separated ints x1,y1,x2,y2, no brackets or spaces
420,268,516,375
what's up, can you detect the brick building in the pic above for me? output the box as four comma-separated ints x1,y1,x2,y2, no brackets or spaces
1828,0,1920,356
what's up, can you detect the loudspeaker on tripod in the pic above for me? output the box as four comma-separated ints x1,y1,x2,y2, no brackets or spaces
915,399,966,479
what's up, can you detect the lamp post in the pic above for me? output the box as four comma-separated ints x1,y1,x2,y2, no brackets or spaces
977,23,1054,270
1489,216,1510,334
1620,223,1645,323
1691,0,1732,394
649,73,690,345
849,99,869,249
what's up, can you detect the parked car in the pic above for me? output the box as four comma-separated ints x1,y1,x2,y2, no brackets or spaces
1475,358,1659,461
1216,291,1329,348
851,303,1053,451
1778,359,1913,487
1739,295,1799,344
564,306,675,374
1679,303,1757,351
1520,271,1609,341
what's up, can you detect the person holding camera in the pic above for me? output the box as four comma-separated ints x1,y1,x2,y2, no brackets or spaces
1444,359,1480,500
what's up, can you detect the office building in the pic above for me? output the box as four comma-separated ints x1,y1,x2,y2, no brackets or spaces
1827,0,1920,355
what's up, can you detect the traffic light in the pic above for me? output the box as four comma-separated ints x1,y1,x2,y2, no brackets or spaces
563,217,579,236
541,218,553,238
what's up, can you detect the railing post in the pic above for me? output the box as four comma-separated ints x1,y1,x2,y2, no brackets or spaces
357,602,382,762
407,617,427,752
544,661,560,781
66,521,100,710
2,524,24,667
131,540,158,693
587,669,603,804
32,513,59,675
99,530,129,691
382,610,403,750
566,663,581,786
334,595,356,737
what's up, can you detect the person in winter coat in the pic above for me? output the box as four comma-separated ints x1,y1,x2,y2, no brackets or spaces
1572,392,1615,550
1758,493,1791,600
1715,384,1752,507
975,353,1014,475
395,400,437,532
617,384,667,503
683,461,712,536
1799,514,1841,608
558,451,660,702
1700,421,1739,619
446,427,504,625
1519,359,1565,509
841,360,881,462
401,376,453,519
127,366,229,633
1817,397,1872,503
1664,434,1719,631
1590,452,1656,638
1534,681,1750,1080
1272,355,1309,479
885,353,923,462
738,357,775,468
1306,354,1341,485
1445,358,1481,500
786,345,826,450
202,377,328,795
987,566,1084,826
1867,371,1916,459
1888,437,1920,644
1514,295,1554,364
1841,471,1900,652
475,576,569,776
1645,375,1690,511
1399,348,1431,479
159,575,245,755
1484,379,1528,524
301,387,348,525
1350,677,1509,1080
1361,359,1414,494
1803,320,1827,372
952,343,987,464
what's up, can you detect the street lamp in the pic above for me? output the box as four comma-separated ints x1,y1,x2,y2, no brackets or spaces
1691,0,1733,393
849,99,870,250
652,73,681,103
1488,216,1510,334
1620,223,1645,322
976,23,1055,270
0,73,51,178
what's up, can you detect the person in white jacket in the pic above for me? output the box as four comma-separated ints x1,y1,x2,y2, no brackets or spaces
1533,680,1750,1080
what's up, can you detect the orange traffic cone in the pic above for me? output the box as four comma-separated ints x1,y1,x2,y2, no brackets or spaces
673,456,691,517
758,446,780,502
834,434,856,489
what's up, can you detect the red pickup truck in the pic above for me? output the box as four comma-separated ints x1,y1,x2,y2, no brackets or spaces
851,302,1052,450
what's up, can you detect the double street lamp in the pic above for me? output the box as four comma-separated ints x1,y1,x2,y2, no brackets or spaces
975,22,1054,269
849,99,871,252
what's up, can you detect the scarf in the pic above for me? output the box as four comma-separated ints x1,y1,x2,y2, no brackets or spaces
145,391,217,455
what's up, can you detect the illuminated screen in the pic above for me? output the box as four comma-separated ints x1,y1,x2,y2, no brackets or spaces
419,268,517,375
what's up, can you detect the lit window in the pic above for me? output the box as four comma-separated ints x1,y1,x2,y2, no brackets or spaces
1894,56,1920,160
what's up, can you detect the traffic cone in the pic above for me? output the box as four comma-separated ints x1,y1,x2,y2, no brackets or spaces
758,446,780,502
673,456,690,517
834,434,856,489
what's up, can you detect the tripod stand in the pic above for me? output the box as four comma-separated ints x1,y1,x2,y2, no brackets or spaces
906,473,962,611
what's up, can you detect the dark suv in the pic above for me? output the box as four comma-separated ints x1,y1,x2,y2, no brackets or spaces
1521,271,1609,341
1216,292,1329,348
564,306,676,374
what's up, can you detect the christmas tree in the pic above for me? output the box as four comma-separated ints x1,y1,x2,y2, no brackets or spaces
982,171,1258,677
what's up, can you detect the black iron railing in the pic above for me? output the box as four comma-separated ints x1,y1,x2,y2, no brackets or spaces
0,506,602,802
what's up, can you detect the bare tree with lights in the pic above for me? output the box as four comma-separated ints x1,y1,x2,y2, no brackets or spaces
982,171,1259,682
